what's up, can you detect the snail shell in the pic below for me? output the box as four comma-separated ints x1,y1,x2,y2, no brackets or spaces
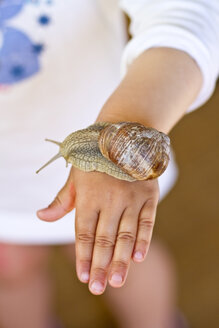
98,122,170,180
36,122,170,182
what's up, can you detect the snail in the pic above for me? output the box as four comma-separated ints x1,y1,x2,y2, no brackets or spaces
36,122,170,182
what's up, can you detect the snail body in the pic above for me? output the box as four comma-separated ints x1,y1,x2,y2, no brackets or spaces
36,122,170,182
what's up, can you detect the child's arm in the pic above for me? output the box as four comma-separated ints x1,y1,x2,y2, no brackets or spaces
96,47,202,133
37,47,202,295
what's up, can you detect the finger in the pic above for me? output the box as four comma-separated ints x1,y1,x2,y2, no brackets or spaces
133,198,158,263
108,206,139,288
37,170,75,221
75,203,99,284
89,207,123,295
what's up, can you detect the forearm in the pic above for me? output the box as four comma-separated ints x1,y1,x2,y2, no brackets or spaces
96,47,202,134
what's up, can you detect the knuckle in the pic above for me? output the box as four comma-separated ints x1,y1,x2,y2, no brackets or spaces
104,190,125,208
137,239,150,250
117,231,136,244
52,196,68,213
121,190,138,204
112,259,129,270
79,259,91,267
92,266,108,277
146,197,158,208
139,218,154,230
143,181,159,197
95,235,115,248
127,190,138,201
77,232,95,244
104,190,114,203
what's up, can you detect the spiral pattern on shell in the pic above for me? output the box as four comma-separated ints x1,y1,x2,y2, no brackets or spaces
98,122,170,180
36,121,170,182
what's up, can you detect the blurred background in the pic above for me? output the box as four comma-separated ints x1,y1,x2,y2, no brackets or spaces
1,2,218,327
49,82,219,328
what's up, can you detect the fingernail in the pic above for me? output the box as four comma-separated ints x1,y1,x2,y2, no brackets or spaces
90,281,104,294
37,207,56,220
36,209,46,218
110,273,123,285
134,251,144,261
37,208,51,219
81,272,89,282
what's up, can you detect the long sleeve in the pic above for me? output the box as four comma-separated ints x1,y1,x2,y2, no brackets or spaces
119,0,219,111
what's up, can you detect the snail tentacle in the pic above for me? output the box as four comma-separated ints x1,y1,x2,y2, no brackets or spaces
36,122,170,181
45,139,62,146
36,152,62,174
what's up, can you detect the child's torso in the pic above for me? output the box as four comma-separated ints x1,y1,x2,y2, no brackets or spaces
0,0,126,212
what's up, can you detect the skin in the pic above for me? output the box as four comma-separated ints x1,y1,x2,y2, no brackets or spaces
37,47,202,295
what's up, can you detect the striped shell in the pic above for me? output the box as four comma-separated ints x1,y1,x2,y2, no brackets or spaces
98,122,170,180
36,122,170,182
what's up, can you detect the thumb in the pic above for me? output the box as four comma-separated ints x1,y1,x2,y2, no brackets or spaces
37,174,76,222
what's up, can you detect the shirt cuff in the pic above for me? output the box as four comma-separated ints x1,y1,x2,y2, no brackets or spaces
120,25,218,112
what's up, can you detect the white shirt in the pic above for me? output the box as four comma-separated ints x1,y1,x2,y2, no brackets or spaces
0,0,218,244
120,0,219,111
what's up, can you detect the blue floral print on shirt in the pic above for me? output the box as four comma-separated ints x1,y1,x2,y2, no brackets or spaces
0,0,51,85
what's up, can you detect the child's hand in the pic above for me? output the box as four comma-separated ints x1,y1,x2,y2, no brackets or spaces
37,167,159,295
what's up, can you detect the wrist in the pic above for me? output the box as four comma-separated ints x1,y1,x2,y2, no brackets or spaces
96,47,202,134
